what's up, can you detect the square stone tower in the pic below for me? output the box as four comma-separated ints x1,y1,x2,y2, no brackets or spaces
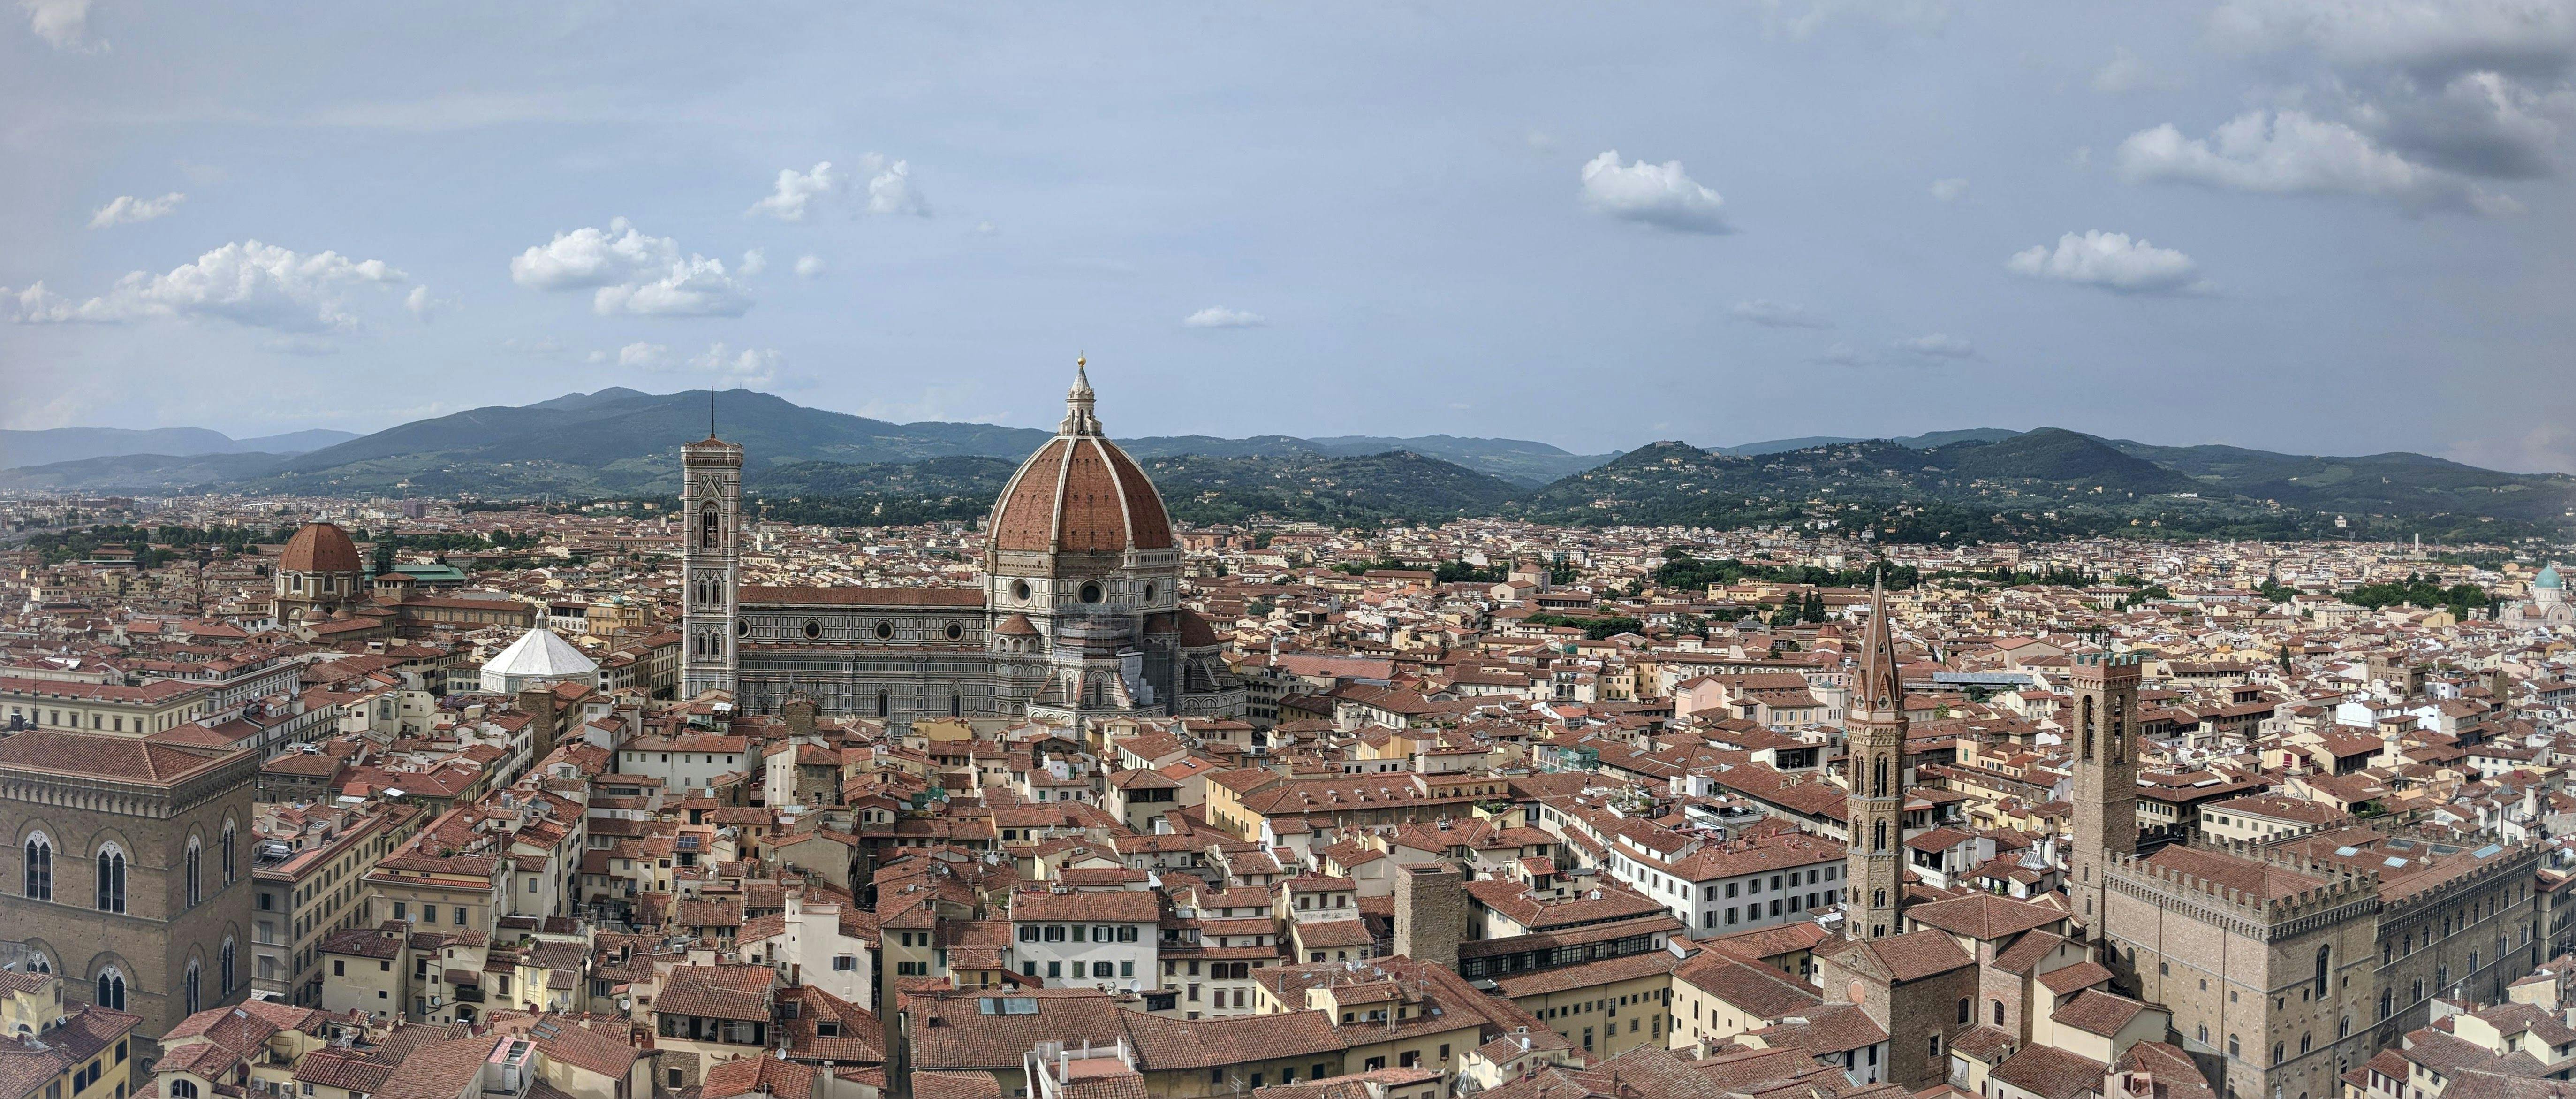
682,432,743,700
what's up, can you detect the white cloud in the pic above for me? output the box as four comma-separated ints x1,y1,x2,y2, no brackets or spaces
4,241,406,331
2116,109,2522,214
258,335,340,356
1758,0,1953,40
2006,231,2209,295
2445,424,2576,474
747,161,839,221
2090,48,2173,93
865,159,928,216
1929,177,1969,201
2349,69,2574,179
402,285,455,320
1730,300,1834,328
793,254,826,278
738,249,766,277
1894,333,1977,358
693,343,794,387
604,341,798,388
614,341,671,368
2203,1,2576,182
22,0,98,52
746,154,927,221
1182,306,1265,328
2206,0,2576,78
1813,343,1873,367
1579,151,1730,233
856,384,1007,424
88,192,182,228
508,217,752,317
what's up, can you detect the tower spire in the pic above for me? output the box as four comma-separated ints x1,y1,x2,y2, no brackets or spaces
1841,565,1910,939
1857,570,1903,711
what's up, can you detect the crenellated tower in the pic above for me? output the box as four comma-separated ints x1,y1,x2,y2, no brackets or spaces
1842,573,1908,938
2069,650,2142,927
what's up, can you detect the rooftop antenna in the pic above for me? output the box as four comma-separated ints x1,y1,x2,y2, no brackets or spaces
709,387,717,439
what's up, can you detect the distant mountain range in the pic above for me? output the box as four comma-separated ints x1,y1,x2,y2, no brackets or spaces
1503,429,2576,542
0,426,359,468
5,389,2568,542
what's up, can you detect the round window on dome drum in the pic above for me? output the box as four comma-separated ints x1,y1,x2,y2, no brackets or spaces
1143,582,1157,602
946,622,964,641
736,619,750,638
804,619,821,639
1079,582,1103,603
1012,580,1032,601
875,621,894,640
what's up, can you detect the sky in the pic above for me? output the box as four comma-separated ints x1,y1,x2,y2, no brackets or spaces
5,0,2576,471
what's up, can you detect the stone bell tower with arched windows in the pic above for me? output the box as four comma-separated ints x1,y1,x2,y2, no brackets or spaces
2068,650,2141,925
681,431,744,700
1841,575,1908,939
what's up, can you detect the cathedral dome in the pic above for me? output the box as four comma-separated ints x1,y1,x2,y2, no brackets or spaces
279,521,362,574
988,363,1174,555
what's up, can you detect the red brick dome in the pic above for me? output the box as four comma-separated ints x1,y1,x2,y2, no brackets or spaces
988,365,1173,555
279,521,362,574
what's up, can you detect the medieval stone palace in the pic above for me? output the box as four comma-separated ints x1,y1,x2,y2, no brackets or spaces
680,364,1246,726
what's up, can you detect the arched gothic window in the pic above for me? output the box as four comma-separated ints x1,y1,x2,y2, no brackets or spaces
1956,998,1970,1024
2314,946,2330,997
699,504,721,550
95,969,124,1011
220,939,236,995
23,833,51,901
96,845,126,913
1872,821,1887,851
183,961,201,1015
876,690,890,718
950,695,962,717
220,822,237,885
1873,758,1887,797
1992,1000,2005,1025
185,838,203,907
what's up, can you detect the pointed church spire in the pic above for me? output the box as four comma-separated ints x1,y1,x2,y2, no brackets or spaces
1060,354,1102,436
1857,569,1903,712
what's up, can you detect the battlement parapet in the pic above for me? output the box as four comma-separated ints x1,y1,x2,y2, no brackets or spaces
2104,836,2381,941
2071,652,2144,684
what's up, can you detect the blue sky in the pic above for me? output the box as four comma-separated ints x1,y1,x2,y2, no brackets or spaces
6,0,2575,471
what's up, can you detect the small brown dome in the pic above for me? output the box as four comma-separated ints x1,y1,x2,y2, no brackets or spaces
280,521,363,574
988,366,1172,555
1176,609,1222,649
995,613,1041,637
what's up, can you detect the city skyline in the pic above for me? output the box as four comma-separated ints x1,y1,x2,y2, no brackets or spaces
7,1,2576,474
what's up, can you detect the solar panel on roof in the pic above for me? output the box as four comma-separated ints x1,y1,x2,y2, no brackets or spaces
2336,847,2360,856
2384,857,2409,868
2475,844,2505,859
2387,840,2417,850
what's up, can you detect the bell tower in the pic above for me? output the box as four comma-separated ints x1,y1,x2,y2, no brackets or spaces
1842,574,1908,938
2068,651,2142,928
682,428,744,701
